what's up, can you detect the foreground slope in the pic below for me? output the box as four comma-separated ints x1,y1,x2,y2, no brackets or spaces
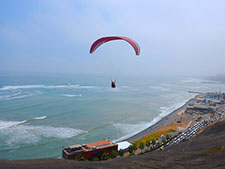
1,121,225,169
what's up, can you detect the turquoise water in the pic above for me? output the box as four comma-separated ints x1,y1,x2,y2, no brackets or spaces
0,74,224,159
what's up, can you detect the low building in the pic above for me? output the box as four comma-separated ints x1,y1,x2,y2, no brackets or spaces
206,98,224,106
205,92,221,99
197,98,206,103
117,141,131,151
185,105,211,114
62,140,118,160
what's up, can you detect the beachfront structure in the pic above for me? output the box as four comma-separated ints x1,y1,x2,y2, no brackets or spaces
205,92,225,100
206,98,224,105
197,98,206,103
117,141,131,150
185,105,212,115
62,140,118,160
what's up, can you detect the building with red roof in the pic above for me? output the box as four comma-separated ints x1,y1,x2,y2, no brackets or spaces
62,140,118,160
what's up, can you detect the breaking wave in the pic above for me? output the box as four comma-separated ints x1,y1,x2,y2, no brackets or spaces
0,116,47,130
0,120,27,130
113,122,150,142
0,120,86,145
181,78,204,83
0,84,97,91
61,94,82,97
33,116,47,120
113,95,196,142
0,93,33,101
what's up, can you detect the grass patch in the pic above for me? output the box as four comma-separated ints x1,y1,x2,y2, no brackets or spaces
168,129,176,133
135,128,177,145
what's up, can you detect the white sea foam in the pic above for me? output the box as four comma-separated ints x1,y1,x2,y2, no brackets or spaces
0,120,27,130
0,92,33,100
33,116,47,120
0,92,21,98
0,120,86,145
181,78,204,83
61,94,82,97
0,84,97,91
113,94,196,142
10,94,32,100
113,122,150,142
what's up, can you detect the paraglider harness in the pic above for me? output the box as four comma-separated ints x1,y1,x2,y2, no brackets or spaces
111,81,116,88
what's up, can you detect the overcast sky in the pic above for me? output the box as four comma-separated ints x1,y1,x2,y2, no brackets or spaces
1,0,225,77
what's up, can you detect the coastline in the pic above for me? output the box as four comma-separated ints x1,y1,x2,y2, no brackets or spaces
124,97,195,143
1,120,225,169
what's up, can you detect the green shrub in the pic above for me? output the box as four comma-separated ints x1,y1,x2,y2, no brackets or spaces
151,139,156,145
109,150,117,159
118,149,125,157
139,152,144,155
129,152,135,156
92,157,99,161
75,153,84,161
84,158,89,161
128,145,134,154
101,152,109,160
132,142,138,151
139,142,145,152
145,140,150,149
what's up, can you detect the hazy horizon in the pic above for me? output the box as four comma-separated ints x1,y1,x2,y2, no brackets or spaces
1,0,225,77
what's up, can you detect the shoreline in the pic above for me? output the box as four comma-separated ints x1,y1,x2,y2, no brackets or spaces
124,97,194,143
1,120,224,169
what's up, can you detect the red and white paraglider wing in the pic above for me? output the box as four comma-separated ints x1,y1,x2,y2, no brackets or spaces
90,36,140,56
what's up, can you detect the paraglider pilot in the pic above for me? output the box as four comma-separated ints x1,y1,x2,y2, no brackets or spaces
90,36,140,89
111,81,116,88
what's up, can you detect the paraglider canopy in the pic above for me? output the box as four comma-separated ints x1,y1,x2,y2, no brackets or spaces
90,36,140,88
90,36,140,56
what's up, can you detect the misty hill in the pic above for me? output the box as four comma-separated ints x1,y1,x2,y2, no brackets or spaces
0,121,225,169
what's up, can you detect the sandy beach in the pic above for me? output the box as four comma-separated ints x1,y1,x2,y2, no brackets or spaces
125,97,195,143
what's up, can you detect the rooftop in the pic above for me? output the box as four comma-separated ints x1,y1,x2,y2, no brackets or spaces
85,140,114,148
68,144,81,149
64,140,117,155
117,141,131,150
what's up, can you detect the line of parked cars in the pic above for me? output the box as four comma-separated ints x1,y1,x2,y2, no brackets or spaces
163,111,225,149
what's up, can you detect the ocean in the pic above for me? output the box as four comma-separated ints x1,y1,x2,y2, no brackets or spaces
0,73,224,159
